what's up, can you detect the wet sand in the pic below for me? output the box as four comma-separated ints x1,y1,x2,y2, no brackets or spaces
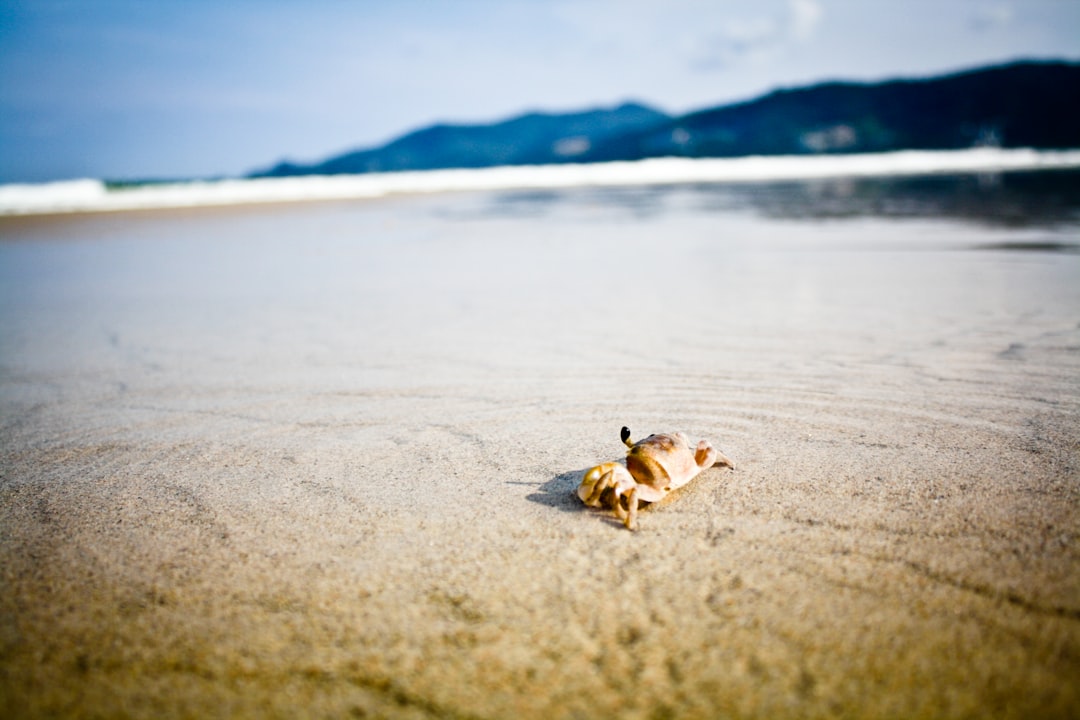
1,183,1079,718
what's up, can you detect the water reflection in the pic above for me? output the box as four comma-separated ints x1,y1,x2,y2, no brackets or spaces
483,169,1080,228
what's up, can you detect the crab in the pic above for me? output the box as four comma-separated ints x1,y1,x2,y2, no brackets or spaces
577,427,734,531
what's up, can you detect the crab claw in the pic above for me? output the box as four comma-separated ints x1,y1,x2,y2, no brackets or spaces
692,439,735,470
577,464,611,506
577,462,635,507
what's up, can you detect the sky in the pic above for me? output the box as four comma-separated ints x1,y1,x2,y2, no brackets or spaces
1,0,1078,183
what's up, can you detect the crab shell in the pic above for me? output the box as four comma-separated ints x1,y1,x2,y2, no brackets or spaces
625,431,717,502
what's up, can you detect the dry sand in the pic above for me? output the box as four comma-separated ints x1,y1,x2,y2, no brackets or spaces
1,185,1078,718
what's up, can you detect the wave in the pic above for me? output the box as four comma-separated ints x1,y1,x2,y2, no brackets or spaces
3,148,1080,216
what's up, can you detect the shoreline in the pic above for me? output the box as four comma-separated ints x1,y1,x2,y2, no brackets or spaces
3,147,1080,218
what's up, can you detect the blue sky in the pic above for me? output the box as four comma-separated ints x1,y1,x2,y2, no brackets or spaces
1,0,1077,183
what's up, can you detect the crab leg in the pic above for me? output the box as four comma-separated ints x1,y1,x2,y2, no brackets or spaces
613,486,639,531
626,487,639,530
712,448,735,470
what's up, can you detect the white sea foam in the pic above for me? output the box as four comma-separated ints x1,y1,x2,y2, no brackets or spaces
2,148,1080,216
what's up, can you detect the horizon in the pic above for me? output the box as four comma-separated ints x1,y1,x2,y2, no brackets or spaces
2,1,1079,184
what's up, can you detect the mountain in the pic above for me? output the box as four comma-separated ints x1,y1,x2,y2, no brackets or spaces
252,60,1080,178
254,102,671,177
579,60,1080,162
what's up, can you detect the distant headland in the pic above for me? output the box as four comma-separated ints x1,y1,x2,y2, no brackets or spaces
251,60,1080,178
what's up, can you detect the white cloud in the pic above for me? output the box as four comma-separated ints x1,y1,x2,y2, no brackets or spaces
693,0,823,71
719,16,782,56
789,0,823,41
971,3,1013,31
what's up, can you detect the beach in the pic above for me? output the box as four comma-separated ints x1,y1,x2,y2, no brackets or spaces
1,176,1078,718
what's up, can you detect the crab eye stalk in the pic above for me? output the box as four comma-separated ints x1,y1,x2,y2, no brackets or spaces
621,426,632,446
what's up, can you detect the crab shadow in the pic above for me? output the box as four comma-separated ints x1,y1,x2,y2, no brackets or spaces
525,468,635,530
525,468,589,512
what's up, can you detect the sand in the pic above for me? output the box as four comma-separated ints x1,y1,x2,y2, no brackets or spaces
1,183,1079,718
